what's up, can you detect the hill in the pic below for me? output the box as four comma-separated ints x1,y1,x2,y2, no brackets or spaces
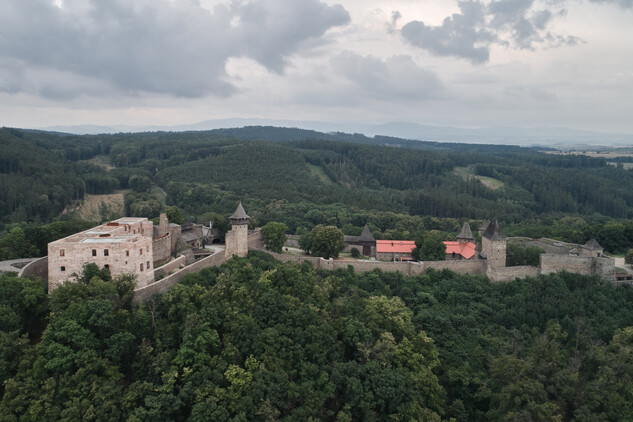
2,126,633,256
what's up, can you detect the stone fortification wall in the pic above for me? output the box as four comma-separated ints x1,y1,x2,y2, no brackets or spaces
540,254,615,282
152,233,172,268
170,225,182,252
260,251,484,277
540,254,594,276
486,265,539,282
153,255,187,279
423,260,484,275
285,235,300,248
248,229,264,250
322,259,422,275
509,237,574,255
18,256,48,282
594,256,616,282
133,250,226,303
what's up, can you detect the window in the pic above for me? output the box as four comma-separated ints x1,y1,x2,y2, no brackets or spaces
60,266,65,272
146,246,149,252
140,263,144,271
92,249,97,256
104,249,109,256
59,249,65,257
147,260,150,270
126,250,129,257
140,249,143,255
104,264,110,270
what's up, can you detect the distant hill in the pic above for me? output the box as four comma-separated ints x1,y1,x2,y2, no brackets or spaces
39,119,633,146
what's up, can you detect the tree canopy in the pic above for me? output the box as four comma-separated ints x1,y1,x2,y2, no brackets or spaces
260,221,288,254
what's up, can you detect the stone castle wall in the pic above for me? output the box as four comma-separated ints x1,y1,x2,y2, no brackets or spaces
153,255,187,279
133,250,226,303
258,249,484,277
48,235,155,291
540,254,594,276
18,256,48,282
486,264,540,282
152,233,172,268
540,254,615,282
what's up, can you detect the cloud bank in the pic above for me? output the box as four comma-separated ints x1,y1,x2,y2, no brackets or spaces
0,0,349,98
401,0,577,64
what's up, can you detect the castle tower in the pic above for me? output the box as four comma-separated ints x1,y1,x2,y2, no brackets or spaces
358,224,376,256
481,220,506,268
225,202,250,259
456,222,475,244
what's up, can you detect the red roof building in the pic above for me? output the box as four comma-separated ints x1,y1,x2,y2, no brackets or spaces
376,240,416,261
444,240,477,260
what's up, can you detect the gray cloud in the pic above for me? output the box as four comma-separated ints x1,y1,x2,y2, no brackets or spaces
330,52,443,100
401,0,575,64
386,10,402,34
589,0,633,8
401,1,493,64
0,0,349,98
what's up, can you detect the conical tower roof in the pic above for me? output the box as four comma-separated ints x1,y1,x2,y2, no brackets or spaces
229,202,250,222
359,225,375,242
583,239,603,251
482,220,506,241
457,222,474,241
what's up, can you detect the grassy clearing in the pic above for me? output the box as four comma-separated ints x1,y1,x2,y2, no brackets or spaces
453,166,505,190
307,164,333,185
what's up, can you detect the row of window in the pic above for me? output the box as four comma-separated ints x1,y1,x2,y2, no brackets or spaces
60,261,151,273
58,246,150,257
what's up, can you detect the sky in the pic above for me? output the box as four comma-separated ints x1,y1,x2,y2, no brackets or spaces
1,0,632,133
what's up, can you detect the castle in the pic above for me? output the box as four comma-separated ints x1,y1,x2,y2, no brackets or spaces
24,203,615,299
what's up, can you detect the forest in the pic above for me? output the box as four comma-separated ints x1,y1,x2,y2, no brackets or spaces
2,126,633,258
1,253,633,421
2,127,633,420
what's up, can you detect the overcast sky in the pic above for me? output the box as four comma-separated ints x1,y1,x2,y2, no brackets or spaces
1,0,632,133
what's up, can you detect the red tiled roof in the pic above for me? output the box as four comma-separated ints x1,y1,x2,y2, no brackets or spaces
444,241,477,260
376,240,416,254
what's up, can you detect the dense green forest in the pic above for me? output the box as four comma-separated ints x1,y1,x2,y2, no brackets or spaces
2,126,633,257
2,253,633,420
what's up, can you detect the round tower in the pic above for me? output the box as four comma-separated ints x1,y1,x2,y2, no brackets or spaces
225,202,250,258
